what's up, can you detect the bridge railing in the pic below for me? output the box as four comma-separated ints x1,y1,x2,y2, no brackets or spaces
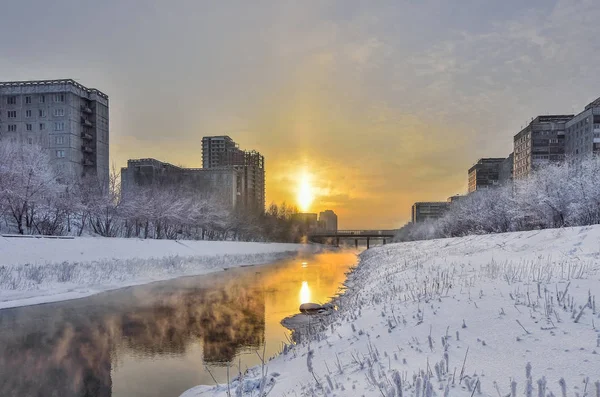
309,229,397,236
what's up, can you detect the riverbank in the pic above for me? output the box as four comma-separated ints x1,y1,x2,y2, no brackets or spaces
182,225,600,397
0,236,315,309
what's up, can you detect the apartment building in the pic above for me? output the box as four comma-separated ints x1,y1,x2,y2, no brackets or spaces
0,79,109,184
201,136,265,212
411,202,449,223
201,136,241,168
513,115,573,179
565,96,600,160
120,158,244,209
467,158,506,193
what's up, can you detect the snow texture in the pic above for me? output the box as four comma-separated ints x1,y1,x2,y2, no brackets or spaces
182,225,600,397
0,235,314,309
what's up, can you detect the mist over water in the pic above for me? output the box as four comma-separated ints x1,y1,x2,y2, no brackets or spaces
0,251,357,397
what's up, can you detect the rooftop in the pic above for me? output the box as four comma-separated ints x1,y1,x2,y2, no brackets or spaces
0,79,108,99
585,96,600,110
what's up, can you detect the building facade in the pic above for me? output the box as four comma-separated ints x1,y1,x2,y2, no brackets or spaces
0,79,109,184
498,153,514,184
201,136,265,212
513,115,573,179
201,135,241,168
411,202,449,223
565,97,600,160
467,158,506,193
121,158,244,209
318,210,338,232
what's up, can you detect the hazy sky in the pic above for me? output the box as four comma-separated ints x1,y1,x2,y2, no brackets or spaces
2,0,600,229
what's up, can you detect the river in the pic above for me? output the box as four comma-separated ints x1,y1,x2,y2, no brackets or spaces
0,250,358,397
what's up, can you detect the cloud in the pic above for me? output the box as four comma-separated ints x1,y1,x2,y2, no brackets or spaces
2,0,600,228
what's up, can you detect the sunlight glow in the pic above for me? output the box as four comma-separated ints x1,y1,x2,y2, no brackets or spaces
297,171,315,212
300,281,311,304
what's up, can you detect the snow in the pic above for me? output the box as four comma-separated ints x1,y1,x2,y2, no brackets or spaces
181,226,600,397
0,235,315,309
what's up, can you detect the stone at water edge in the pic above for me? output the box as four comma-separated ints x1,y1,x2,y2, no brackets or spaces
299,303,322,313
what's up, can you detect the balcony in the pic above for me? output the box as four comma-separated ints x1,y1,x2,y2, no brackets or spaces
82,145,94,154
82,159,95,167
81,118,93,127
81,132,93,140
81,105,93,114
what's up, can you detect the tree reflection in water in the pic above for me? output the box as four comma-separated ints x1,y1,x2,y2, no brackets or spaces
0,251,357,397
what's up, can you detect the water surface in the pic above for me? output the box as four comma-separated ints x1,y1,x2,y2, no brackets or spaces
0,250,357,397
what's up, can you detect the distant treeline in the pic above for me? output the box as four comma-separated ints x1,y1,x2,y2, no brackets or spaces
396,157,600,242
0,140,305,242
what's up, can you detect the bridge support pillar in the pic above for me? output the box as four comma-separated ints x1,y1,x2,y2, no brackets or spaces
383,239,386,245
366,237,370,249
354,239,358,249
335,237,339,247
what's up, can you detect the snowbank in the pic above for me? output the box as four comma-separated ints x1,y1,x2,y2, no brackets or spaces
0,236,314,309
183,226,600,397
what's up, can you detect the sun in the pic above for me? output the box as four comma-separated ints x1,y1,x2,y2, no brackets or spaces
297,171,315,212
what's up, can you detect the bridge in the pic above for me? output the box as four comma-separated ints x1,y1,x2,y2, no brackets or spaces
307,230,397,249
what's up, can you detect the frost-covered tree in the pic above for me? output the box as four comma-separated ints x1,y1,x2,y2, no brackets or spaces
0,140,60,234
396,156,600,242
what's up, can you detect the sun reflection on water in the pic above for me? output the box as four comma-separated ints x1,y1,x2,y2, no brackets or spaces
300,281,311,304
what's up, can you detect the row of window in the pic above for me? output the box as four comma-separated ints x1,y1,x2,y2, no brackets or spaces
532,131,558,136
0,122,66,132
1,109,65,118
5,94,65,105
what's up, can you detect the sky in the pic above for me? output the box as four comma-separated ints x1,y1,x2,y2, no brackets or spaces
2,0,600,229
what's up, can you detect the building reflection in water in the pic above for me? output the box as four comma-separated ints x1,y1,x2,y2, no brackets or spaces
0,251,357,397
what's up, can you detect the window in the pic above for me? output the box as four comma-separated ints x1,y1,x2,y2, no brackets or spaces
25,96,32,104
27,137,33,145
56,150,65,158
7,110,17,118
8,125,17,132
39,109,46,118
26,124,32,131
55,135,65,145
54,94,65,103
39,123,45,131
549,138,558,144
25,110,32,118
7,96,16,105
39,95,46,103
54,122,65,131
54,108,64,117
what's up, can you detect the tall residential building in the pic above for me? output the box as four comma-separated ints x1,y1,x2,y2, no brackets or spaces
120,158,244,209
513,115,573,179
467,158,506,193
201,135,265,212
565,96,600,160
201,135,241,168
318,210,338,232
0,79,109,184
242,150,266,212
411,202,449,223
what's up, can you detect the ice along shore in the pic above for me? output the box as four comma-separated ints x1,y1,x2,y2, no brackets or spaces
182,225,600,397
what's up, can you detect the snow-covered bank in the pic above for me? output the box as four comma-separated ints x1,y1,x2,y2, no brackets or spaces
183,226,600,397
0,236,314,309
